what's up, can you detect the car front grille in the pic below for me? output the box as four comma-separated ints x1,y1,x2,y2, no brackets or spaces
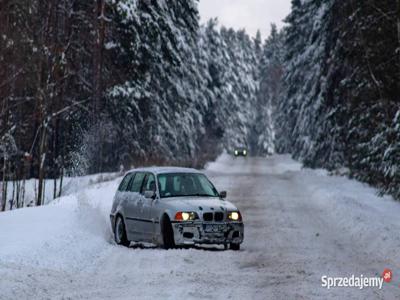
203,212,213,221
214,212,224,222
203,212,224,222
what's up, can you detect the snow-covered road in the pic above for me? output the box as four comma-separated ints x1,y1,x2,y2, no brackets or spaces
1,154,400,299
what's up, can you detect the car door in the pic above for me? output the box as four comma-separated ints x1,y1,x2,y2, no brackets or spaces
139,173,157,241
124,172,146,241
112,172,133,214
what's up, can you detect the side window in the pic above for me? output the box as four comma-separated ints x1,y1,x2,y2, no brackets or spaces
157,175,166,195
129,172,146,192
126,173,136,191
173,176,181,193
118,173,133,192
157,174,173,197
141,173,156,193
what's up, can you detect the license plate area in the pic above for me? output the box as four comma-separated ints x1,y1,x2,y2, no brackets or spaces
203,224,226,233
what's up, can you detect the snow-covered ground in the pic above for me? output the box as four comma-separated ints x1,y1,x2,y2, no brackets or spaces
1,154,400,299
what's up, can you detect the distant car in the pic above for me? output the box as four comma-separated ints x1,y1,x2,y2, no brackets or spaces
110,167,244,250
234,148,248,157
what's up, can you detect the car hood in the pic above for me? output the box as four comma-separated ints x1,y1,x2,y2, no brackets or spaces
162,197,238,212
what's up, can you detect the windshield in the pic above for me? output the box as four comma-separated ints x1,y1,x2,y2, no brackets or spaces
157,173,219,198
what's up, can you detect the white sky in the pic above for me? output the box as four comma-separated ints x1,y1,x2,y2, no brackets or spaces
198,0,292,39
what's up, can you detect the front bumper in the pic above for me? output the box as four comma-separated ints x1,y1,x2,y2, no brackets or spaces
172,221,244,246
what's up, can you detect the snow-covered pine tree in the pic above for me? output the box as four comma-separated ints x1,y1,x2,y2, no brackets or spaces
199,19,228,145
276,0,335,167
274,0,400,199
200,22,259,151
252,25,284,156
1,0,273,202
326,0,400,194
107,0,205,166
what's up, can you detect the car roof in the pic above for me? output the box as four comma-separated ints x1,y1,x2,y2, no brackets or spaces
125,166,202,175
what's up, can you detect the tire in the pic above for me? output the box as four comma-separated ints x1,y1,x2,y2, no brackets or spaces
114,215,130,247
230,243,240,251
161,216,175,250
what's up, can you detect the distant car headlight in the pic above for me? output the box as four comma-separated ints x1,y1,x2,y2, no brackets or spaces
243,150,247,155
175,211,198,221
234,150,238,155
228,211,242,221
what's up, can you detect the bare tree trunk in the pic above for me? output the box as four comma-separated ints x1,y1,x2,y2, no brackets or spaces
0,182,2,212
53,177,57,199
397,0,400,80
1,158,6,211
93,0,106,119
42,178,46,205
92,0,107,173
0,0,10,210
36,127,47,206
21,176,26,207
10,178,15,210
58,167,63,198
33,177,37,207
35,0,52,206
19,162,26,208
16,179,20,208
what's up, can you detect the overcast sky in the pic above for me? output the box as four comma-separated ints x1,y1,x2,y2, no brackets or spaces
198,0,292,39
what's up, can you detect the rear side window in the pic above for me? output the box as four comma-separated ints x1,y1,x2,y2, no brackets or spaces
118,173,134,191
129,172,146,192
141,173,156,193
158,176,166,192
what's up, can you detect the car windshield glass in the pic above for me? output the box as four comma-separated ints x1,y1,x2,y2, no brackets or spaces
157,173,219,198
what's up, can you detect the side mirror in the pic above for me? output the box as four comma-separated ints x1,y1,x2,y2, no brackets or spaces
219,191,227,199
144,190,156,199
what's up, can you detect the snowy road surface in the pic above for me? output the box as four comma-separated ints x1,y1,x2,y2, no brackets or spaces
1,154,400,299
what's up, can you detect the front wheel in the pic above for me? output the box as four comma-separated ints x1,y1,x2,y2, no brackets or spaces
114,215,130,247
230,243,240,251
161,216,176,250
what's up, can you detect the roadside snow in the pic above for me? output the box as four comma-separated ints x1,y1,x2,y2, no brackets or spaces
1,172,120,210
1,154,399,299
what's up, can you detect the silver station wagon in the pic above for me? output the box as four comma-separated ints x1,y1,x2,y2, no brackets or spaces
110,167,244,250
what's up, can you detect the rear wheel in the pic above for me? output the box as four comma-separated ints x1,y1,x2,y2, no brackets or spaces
114,215,130,247
161,216,175,250
230,243,240,251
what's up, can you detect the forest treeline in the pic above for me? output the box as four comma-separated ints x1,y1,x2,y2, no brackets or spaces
264,0,400,199
1,0,399,210
0,0,266,208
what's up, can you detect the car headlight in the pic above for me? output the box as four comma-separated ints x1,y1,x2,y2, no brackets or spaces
228,211,242,221
234,150,238,155
175,211,199,221
243,150,247,155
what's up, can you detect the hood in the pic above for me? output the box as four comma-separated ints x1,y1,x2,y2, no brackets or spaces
163,196,238,212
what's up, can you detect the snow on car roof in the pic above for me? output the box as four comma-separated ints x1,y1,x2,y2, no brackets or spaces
126,166,202,175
